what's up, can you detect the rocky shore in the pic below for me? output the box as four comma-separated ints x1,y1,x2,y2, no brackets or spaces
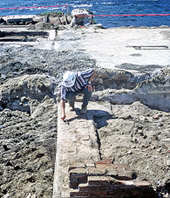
0,13,170,198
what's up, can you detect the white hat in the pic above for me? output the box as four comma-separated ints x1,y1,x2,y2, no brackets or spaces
63,71,76,87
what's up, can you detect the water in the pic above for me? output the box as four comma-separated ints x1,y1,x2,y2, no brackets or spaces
0,0,170,28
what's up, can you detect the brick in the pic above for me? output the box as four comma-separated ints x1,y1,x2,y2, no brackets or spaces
70,175,87,182
87,167,107,175
96,159,113,165
69,176,87,186
79,185,108,192
107,183,135,190
69,167,87,174
70,174,87,181
88,180,111,186
107,169,133,180
70,197,88,198
106,190,132,197
71,191,107,197
96,163,113,169
78,176,87,183
69,181,79,189
87,191,107,197
68,164,86,172
70,191,89,197
88,175,114,182
133,180,150,187
131,190,140,196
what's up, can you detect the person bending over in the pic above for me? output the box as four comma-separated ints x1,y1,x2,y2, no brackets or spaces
60,68,95,121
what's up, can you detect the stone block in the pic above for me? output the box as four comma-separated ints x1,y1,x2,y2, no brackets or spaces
106,168,133,180
133,180,150,187
87,167,107,175
68,164,86,172
69,167,87,174
88,176,115,186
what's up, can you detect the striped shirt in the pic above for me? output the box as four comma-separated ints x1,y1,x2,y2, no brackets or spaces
61,68,94,100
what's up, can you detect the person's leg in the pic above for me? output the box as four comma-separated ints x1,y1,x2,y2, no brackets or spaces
66,91,76,108
66,91,81,109
81,86,92,110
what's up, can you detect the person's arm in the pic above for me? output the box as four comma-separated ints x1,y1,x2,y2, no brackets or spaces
88,70,95,83
61,99,66,121
60,85,66,121
86,70,95,92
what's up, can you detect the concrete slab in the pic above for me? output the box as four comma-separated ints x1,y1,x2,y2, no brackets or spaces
79,28,170,72
57,28,170,73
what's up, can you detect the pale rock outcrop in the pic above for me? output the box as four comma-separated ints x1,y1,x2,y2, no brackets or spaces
70,9,95,27
94,68,151,90
93,68,170,112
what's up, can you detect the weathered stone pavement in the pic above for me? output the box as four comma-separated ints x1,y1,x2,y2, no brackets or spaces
57,28,170,73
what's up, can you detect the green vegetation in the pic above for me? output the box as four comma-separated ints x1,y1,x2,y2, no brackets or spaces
40,11,62,17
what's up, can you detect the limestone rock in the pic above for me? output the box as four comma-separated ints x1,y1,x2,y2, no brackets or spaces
93,68,170,112
70,9,95,27
134,68,170,111
94,68,151,90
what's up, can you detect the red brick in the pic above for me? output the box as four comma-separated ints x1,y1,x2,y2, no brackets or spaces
69,181,79,189
96,159,113,165
70,191,89,197
131,190,140,196
70,191,107,197
79,185,107,192
88,191,107,197
78,176,87,183
70,173,87,182
106,190,132,197
88,180,111,186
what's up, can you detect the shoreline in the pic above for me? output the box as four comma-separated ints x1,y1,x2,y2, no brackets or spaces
1,14,170,29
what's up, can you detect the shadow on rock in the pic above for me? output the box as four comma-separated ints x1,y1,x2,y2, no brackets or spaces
66,109,115,129
87,109,115,129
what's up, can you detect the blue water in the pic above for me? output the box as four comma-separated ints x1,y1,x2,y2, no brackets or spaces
0,0,170,28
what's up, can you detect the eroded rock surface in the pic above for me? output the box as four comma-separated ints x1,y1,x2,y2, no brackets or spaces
0,75,58,197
